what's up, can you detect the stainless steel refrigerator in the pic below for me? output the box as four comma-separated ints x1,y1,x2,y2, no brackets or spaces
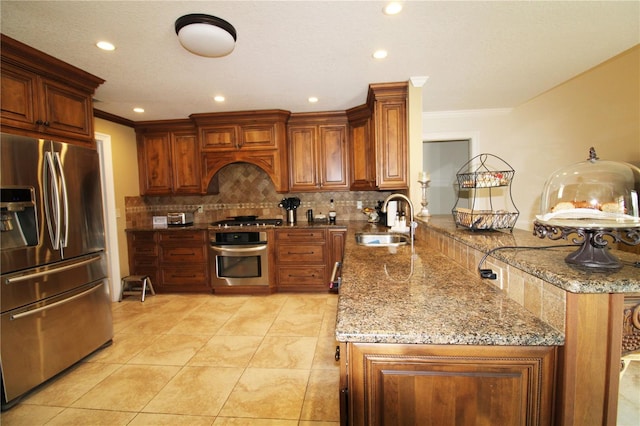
0,133,113,408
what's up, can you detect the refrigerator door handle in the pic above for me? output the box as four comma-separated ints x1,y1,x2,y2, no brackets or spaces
10,283,103,320
52,151,69,248
43,150,61,250
5,255,102,284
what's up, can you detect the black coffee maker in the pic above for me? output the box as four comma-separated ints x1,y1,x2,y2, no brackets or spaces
279,197,301,223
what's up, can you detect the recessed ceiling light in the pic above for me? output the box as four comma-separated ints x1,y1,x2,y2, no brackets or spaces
214,95,225,102
133,107,145,113
308,97,318,103
383,2,402,15
372,50,388,59
96,41,115,51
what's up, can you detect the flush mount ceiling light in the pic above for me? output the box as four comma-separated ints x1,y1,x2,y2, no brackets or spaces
96,41,115,51
175,13,237,58
383,2,403,15
373,49,388,59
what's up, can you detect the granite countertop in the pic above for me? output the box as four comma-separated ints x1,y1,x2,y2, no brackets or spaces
423,215,640,294
126,221,347,232
335,222,565,346
125,224,211,232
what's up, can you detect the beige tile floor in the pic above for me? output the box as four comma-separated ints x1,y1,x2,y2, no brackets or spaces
3,292,639,426
1,293,341,426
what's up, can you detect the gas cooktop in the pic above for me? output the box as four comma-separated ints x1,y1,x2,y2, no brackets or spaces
211,217,283,228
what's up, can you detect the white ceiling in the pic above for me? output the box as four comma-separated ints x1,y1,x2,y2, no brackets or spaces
1,1,638,122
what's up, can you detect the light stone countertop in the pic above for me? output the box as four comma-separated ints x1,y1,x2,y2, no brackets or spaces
335,222,565,346
423,216,640,294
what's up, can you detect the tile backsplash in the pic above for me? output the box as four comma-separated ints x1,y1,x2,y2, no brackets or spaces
125,162,397,228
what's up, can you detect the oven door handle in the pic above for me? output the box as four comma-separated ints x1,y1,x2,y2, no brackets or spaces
211,245,266,254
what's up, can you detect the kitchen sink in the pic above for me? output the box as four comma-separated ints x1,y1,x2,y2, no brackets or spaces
355,233,410,247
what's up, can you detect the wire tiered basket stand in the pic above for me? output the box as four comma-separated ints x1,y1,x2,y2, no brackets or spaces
452,153,519,232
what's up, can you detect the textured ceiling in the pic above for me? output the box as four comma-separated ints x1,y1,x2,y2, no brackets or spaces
1,1,638,122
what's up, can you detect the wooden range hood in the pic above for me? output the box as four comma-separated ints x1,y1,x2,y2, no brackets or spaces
191,109,291,194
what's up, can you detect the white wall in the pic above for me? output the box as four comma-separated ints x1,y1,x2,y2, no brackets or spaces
421,45,640,230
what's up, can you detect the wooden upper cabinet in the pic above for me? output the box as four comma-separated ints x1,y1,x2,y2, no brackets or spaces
137,132,173,195
370,82,408,190
0,34,103,146
347,104,376,191
346,82,409,191
171,131,201,194
136,121,202,195
193,110,287,152
287,111,349,192
288,125,318,190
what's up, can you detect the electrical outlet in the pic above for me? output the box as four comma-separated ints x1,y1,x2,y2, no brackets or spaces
356,200,363,209
196,205,203,214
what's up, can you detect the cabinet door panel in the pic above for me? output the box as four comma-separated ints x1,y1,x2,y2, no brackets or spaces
0,63,37,127
375,100,407,189
349,343,556,426
41,78,92,138
171,132,201,193
288,125,317,190
241,124,275,149
349,116,376,190
319,125,349,189
138,133,172,195
201,126,238,150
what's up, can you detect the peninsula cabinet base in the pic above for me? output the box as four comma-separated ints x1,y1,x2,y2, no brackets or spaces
341,343,557,426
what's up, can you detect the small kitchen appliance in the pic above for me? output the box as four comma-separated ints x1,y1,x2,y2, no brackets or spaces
167,211,194,226
279,197,301,223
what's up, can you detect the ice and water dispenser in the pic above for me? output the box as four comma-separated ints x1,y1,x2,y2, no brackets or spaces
0,187,38,249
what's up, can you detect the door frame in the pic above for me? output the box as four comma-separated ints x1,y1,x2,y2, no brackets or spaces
95,132,121,301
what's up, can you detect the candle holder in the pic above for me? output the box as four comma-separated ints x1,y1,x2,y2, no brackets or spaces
417,179,431,217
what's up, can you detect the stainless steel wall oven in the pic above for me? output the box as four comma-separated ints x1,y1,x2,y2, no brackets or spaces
209,231,269,287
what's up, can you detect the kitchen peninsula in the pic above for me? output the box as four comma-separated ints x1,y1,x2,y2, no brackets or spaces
336,217,640,426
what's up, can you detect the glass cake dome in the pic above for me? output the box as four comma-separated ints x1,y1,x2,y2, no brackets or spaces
536,147,640,228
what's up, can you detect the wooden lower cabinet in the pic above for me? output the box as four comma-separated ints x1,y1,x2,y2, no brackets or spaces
127,229,210,293
341,342,557,426
275,227,346,292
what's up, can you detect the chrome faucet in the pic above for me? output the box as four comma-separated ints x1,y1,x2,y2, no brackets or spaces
381,193,417,244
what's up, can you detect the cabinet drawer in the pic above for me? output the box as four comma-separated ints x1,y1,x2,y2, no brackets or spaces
132,256,157,269
161,265,208,285
160,245,207,263
159,231,206,243
129,231,157,243
276,229,326,241
276,243,325,263
130,244,158,257
278,266,325,286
